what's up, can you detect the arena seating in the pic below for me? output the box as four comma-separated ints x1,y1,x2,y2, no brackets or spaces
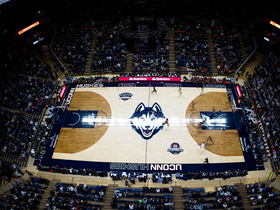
62,28,93,74
176,170,247,181
174,25,211,75
0,110,39,159
212,27,243,74
0,176,49,209
131,27,169,75
183,185,243,209
17,51,53,78
244,52,280,170
111,187,174,209
91,25,128,73
0,74,56,114
246,182,280,209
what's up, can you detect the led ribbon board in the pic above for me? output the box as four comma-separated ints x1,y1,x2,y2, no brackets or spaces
18,21,40,35
119,77,181,82
270,20,280,30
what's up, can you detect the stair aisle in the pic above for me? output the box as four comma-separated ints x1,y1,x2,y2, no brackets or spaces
38,179,61,210
85,31,97,76
101,184,118,210
172,186,185,209
235,183,251,210
168,30,176,73
125,52,134,74
207,28,218,76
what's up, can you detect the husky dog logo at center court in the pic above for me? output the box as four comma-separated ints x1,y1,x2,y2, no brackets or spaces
130,102,166,140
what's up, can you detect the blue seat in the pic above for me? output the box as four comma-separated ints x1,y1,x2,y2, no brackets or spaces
79,184,84,188
164,195,169,199
196,188,200,192
116,205,122,209
132,189,136,192
205,205,210,209
168,195,173,199
200,188,205,193
187,189,192,193
188,194,192,198
192,189,196,193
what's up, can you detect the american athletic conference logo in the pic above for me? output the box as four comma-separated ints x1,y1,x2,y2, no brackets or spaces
130,102,165,140
119,92,133,101
167,143,183,155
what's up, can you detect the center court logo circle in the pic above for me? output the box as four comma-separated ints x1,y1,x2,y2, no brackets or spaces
129,102,166,140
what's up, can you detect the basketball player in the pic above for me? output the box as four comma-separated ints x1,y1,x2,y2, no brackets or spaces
197,118,206,130
212,107,216,117
204,158,209,165
163,118,169,126
206,136,214,144
201,85,204,94
151,86,157,93
197,122,202,130
200,142,207,149
178,87,182,96
192,100,195,109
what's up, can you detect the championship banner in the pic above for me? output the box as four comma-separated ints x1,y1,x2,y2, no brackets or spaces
119,77,181,82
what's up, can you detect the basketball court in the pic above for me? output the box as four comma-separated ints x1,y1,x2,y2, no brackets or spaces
39,84,262,172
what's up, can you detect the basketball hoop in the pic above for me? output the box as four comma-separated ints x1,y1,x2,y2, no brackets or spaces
57,106,67,112
231,107,242,113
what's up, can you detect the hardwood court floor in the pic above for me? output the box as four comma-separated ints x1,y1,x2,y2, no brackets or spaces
54,91,111,153
53,87,244,164
186,92,243,156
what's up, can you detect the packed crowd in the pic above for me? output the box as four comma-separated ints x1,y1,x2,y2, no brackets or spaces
175,170,248,181
244,52,280,168
152,172,172,184
174,25,211,76
71,75,119,84
51,32,65,57
242,109,269,164
183,185,243,209
63,28,93,75
182,75,230,84
37,165,108,177
31,106,58,161
0,109,39,159
132,27,169,75
91,25,128,73
247,182,280,209
0,74,56,113
49,183,106,202
0,176,49,210
241,28,255,55
17,52,53,78
112,187,173,210
45,197,101,210
212,27,243,74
